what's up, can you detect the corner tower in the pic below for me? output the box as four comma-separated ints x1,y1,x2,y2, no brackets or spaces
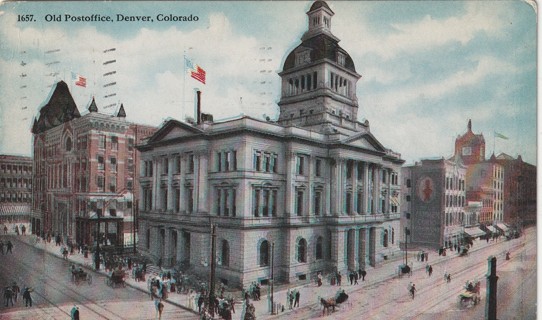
278,1,362,134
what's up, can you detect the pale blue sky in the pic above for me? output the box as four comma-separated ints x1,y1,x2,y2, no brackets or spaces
0,1,537,165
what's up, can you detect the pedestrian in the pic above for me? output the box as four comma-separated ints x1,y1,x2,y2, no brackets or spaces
3,225,7,234
317,272,323,287
71,305,80,320
0,240,4,255
15,225,19,235
286,288,291,309
425,264,429,274
6,240,13,254
289,290,294,309
155,298,164,320
428,265,433,277
424,252,429,261
354,272,359,285
409,284,416,299
360,269,366,281
12,282,20,303
21,225,26,235
22,287,32,307
337,272,342,286
4,287,13,307
198,293,204,313
349,271,354,285
447,273,451,283
294,290,300,308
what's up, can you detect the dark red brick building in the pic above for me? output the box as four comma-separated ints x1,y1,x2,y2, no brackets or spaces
31,80,156,248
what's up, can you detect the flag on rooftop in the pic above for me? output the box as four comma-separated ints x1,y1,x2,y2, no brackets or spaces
72,72,87,87
494,131,508,140
185,57,195,71
191,65,206,84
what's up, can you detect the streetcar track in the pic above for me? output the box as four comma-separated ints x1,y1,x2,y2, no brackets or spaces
0,236,132,320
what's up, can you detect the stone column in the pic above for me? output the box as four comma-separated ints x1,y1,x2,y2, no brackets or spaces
285,150,294,217
179,154,186,213
197,152,209,213
352,161,358,215
152,157,159,211
330,158,338,215
363,162,369,214
369,227,376,267
358,228,366,269
167,155,174,211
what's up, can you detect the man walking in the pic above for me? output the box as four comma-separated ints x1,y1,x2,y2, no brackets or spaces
4,287,13,307
6,241,13,254
71,305,80,320
294,290,300,308
22,287,32,307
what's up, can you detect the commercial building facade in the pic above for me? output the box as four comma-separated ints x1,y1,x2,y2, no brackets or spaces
31,81,156,247
0,154,33,229
137,0,404,288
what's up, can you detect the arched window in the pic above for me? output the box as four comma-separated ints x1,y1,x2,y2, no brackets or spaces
65,137,72,151
259,240,269,266
297,238,307,263
392,228,395,244
315,236,323,260
383,230,389,248
221,240,230,267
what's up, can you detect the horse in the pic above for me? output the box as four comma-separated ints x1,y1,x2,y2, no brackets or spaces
320,298,336,316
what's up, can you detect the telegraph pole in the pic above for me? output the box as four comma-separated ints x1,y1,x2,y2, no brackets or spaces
270,242,275,314
208,224,217,317
485,256,498,320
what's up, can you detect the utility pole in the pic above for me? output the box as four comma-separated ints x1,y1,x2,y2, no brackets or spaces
485,256,498,320
270,242,275,314
208,224,217,317
404,227,409,265
94,208,102,270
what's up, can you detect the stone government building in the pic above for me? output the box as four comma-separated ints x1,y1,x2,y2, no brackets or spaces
137,0,404,288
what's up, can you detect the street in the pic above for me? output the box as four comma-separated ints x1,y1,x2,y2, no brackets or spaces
0,236,198,320
264,226,536,320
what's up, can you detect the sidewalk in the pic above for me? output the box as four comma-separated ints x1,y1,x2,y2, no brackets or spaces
15,233,510,320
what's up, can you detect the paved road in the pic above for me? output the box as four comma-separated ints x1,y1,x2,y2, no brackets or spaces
0,235,198,320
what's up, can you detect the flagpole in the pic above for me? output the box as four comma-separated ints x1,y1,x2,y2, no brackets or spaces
183,52,186,121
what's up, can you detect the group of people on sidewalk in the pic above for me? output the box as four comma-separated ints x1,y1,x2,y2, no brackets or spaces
2,224,27,236
3,282,32,308
0,240,14,255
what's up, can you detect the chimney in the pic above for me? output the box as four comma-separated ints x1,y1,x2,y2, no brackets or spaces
196,90,202,125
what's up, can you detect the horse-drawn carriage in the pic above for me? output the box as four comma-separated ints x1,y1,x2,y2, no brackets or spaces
70,266,92,285
106,269,127,288
458,280,481,308
397,264,411,277
320,290,349,316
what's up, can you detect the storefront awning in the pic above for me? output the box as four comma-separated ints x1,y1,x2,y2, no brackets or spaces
486,225,498,233
0,204,31,215
390,197,399,206
495,223,509,232
463,227,486,238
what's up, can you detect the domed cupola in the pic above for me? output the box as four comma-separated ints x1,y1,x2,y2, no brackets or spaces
277,1,362,134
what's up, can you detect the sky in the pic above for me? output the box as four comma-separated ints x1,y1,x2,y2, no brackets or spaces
0,0,537,166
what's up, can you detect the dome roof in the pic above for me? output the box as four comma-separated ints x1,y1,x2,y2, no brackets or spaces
282,34,356,72
309,0,333,13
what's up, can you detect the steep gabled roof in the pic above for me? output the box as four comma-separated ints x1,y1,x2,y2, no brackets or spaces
146,119,204,144
32,81,80,134
117,104,126,118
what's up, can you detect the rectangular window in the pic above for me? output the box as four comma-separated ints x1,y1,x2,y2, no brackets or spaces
174,188,180,212
406,179,411,188
128,138,134,151
296,156,305,175
188,154,195,173
357,191,363,213
296,190,304,216
271,155,278,173
254,152,261,171
127,158,134,172
126,180,133,190
345,192,352,214
162,158,169,175
110,157,117,172
109,176,116,192
174,155,181,174
99,135,106,149
263,189,270,217
217,153,222,172
161,187,168,210
96,176,104,190
253,189,260,217
315,159,322,177
271,190,277,216
314,190,322,215
186,187,194,213
111,136,118,150
97,155,104,170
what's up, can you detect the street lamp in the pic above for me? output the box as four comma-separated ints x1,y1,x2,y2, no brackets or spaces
94,209,102,270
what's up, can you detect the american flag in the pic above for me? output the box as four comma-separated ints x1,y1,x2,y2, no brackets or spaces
191,65,206,84
72,73,87,87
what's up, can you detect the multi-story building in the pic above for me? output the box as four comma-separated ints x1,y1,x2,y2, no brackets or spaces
465,155,504,229
401,157,467,249
496,153,536,228
31,80,156,248
0,155,32,230
137,0,404,288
